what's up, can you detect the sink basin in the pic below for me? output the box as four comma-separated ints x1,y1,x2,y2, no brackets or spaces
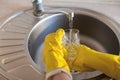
74,14,119,54
28,8,120,80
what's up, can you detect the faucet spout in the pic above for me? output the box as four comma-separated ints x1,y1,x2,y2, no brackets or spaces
43,8,74,28
51,8,74,28
32,0,43,16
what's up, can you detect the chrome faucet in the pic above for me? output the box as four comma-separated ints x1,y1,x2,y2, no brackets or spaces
32,0,74,27
32,0,43,16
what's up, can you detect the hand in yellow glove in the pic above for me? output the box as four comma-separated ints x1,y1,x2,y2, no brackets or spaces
72,45,120,79
43,29,72,80
43,28,120,80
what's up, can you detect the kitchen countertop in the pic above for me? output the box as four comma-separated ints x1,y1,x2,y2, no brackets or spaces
0,0,31,22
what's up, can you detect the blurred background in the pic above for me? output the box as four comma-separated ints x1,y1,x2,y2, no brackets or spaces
0,0,120,23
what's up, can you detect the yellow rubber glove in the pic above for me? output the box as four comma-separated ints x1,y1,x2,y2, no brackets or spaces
43,29,72,80
43,28,120,79
69,44,120,79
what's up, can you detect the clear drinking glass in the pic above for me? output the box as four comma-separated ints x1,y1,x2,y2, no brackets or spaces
63,29,80,60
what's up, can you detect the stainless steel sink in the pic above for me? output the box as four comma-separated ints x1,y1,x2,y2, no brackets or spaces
28,8,120,80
